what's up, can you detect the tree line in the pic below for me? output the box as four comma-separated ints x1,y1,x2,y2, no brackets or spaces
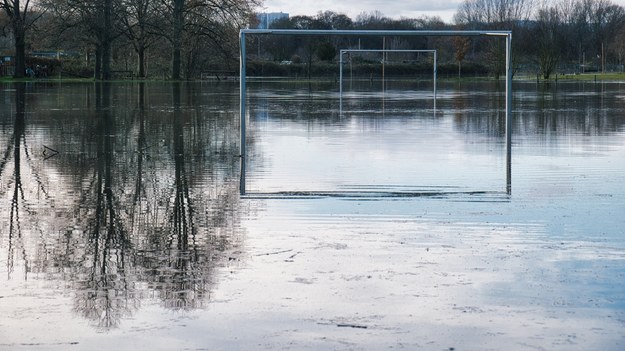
258,0,625,79
1,0,259,79
2,0,625,80
455,0,625,78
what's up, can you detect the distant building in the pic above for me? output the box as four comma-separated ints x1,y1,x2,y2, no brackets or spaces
256,12,289,29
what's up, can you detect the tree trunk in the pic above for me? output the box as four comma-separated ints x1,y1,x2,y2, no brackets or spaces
137,44,146,78
101,0,113,80
172,0,185,80
172,42,182,80
102,43,111,80
95,46,102,79
3,0,27,78
14,30,26,79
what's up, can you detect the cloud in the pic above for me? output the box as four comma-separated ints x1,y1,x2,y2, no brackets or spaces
261,0,463,21
263,0,625,23
355,0,462,12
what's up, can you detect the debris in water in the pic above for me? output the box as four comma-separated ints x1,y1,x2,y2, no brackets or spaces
337,324,367,329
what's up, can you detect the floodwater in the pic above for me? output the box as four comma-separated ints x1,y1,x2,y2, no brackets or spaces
1,80,624,350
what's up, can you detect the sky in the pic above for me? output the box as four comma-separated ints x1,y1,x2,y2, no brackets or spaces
260,0,471,24
260,0,625,24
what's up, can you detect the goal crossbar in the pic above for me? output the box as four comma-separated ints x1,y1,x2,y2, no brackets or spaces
239,29,513,195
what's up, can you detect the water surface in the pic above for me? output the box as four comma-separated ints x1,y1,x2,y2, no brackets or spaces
1,80,624,350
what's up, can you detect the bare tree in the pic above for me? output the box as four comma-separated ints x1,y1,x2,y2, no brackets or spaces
455,0,535,26
534,4,564,79
455,0,535,78
155,0,259,80
42,0,124,79
614,24,625,66
555,0,625,72
589,0,625,72
120,0,159,77
453,36,471,77
1,0,44,78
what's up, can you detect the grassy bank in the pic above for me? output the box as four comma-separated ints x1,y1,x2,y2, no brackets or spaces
519,72,625,82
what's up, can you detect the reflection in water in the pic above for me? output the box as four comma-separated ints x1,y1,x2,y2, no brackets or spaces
451,81,507,137
2,84,29,280
246,81,625,197
246,81,512,196
1,83,62,281
159,82,207,310
523,81,625,136
0,82,243,330
69,82,136,329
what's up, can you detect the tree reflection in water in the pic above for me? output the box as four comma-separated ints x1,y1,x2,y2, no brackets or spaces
70,82,137,329
1,83,29,279
0,82,244,330
0,83,57,280
147,82,215,311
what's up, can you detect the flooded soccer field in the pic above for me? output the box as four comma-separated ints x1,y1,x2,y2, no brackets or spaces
1,80,624,350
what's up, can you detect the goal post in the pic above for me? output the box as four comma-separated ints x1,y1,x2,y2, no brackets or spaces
338,49,438,105
239,29,513,196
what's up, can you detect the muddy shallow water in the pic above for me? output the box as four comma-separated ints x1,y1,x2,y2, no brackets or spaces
1,80,624,350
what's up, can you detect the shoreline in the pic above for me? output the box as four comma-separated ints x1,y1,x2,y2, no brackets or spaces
2,72,625,84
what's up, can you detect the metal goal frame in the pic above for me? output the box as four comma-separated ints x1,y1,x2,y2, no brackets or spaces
239,29,513,195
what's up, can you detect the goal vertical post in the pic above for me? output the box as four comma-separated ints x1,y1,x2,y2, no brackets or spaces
433,50,437,108
505,32,512,195
239,30,247,195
